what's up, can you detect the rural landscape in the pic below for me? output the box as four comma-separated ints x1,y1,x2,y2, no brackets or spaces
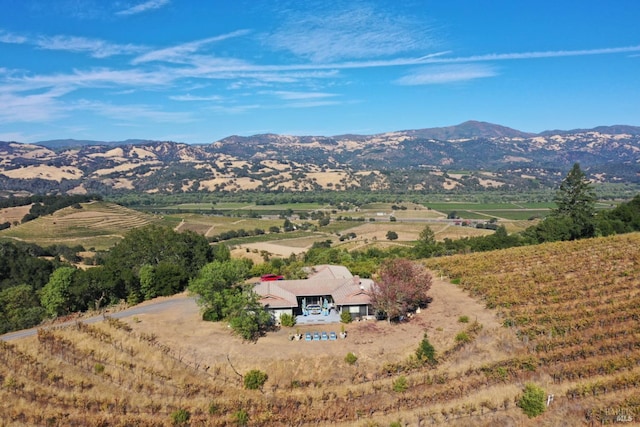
1,121,640,425
2,1,640,425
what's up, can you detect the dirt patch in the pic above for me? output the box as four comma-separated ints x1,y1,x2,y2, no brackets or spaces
121,274,511,384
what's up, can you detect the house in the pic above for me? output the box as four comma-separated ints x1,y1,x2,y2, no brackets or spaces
253,264,374,322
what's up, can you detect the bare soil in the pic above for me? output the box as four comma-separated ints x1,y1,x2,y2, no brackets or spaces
122,274,509,381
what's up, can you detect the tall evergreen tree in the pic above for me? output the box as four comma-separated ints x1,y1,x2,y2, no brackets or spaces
552,163,597,240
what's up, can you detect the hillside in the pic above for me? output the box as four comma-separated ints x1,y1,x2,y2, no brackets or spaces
1,233,639,425
0,201,159,250
1,121,639,195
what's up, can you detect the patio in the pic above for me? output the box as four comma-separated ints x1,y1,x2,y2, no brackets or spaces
295,310,341,325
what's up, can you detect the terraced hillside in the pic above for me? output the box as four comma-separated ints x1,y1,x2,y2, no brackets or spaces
0,202,159,250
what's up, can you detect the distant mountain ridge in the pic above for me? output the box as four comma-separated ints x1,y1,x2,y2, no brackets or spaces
1,121,638,195
32,121,640,149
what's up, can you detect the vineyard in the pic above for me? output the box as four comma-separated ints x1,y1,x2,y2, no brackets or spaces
425,232,640,424
1,202,159,250
0,233,639,425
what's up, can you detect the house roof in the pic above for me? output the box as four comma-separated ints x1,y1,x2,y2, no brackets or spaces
253,265,373,308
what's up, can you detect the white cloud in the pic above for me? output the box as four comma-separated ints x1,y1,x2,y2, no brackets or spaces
132,30,250,64
35,35,145,58
116,0,171,16
0,30,27,44
0,87,73,122
74,100,193,123
396,64,497,85
423,45,640,64
267,4,435,63
264,91,337,100
170,94,222,101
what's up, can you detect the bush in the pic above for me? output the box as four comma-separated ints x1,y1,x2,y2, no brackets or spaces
170,408,190,426
233,408,249,426
345,352,358,365
93,363,105,374
455,331,471,344
517,383,546,418
340,311,352,323
392,376,408,392
416,333,436,365
244,369,268,390
458,315,469,323
279,313,296,327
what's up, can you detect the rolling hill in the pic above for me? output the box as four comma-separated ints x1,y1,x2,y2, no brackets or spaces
1,121,639,195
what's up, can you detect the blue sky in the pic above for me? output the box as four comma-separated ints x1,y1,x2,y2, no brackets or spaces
1,0,639,144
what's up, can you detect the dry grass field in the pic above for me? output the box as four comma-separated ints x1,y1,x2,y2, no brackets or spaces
3,233,639,425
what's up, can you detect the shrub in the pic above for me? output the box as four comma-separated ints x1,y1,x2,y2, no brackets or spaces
208,401,219,415
392,376,408,392
517,383,546,418
279,313,295,327
345,352,358,365
416,333,436,365
458,315,469,323
93,363,105,374
340,311,352,323
170,408,190,426
455,331,471,344
233,408,249,426
244,369,268,390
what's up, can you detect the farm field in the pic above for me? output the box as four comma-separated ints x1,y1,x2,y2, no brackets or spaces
0,198,542,257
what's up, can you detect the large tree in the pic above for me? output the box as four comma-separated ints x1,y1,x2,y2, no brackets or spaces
370,259,432,322
414,225,439,258
188,259,272,341
552,163,597,240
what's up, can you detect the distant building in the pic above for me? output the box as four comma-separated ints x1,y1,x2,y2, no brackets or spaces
253,264,374,321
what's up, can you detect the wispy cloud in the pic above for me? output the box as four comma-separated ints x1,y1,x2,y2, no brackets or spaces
262,90,337,100
35,35,145,58
422,45,640,64
0,30,145,58
396,64,497,85
74,100,193,123
267,4,435,63
132,30,251,64
116,0,171,16
0,87,73,122
0,30,27,44
169,94,223,101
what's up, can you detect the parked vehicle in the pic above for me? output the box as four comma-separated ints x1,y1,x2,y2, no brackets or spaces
306,304,322,315
261,274,284,281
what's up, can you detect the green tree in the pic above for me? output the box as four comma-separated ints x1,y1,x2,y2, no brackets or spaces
0,284,46,333
386,231,398,241
243,369,268,390
552,163,596,240
416,333,436,365
189,259,252,320
414,225,438,258
40,266,77,317
517,383,546,418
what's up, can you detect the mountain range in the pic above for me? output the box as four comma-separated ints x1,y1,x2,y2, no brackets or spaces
1,121,638,195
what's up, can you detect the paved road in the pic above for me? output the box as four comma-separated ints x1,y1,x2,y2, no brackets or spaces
0,295,196,342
